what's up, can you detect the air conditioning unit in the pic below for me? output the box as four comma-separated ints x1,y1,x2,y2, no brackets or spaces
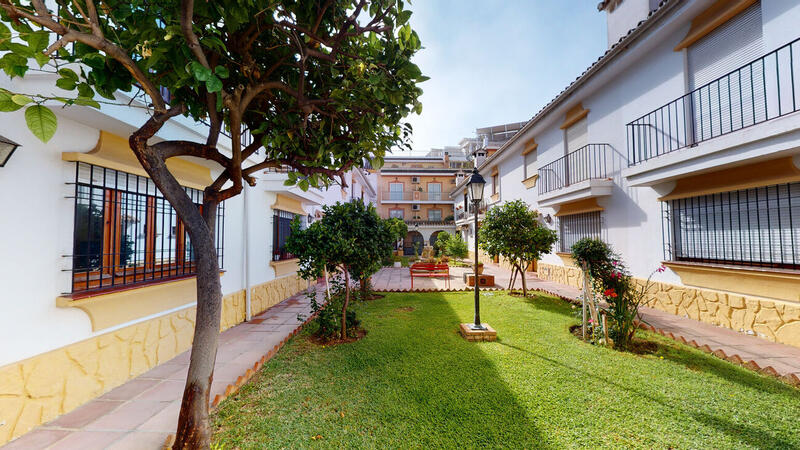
411,176,420,184
412,204,420,211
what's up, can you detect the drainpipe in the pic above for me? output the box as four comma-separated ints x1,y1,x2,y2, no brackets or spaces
242,184,252,321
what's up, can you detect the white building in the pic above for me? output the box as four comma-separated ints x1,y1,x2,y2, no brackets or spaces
0,69,374,442
452,0,800,349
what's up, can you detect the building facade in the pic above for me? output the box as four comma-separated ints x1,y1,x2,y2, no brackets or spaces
453,0,800,349
0,72,374,442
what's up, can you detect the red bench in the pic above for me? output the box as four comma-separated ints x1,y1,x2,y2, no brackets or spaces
409,263,450,289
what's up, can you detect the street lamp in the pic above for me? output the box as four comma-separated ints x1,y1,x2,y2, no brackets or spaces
0,135,21,167
467,168,486,330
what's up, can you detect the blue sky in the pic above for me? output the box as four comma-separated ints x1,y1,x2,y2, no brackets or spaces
401,0,608,154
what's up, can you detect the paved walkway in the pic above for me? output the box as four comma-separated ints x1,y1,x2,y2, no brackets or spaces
371,264,537,291
2,289,318,450
524,275,800,381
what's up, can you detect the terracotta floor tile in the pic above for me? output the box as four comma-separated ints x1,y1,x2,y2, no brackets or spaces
106,431,170,450
134,380,187,403
48,431,126,450
48,400,124,428
140,362,187,380
100,379,162,401
1,429,70,450
137,401,181,432
85,401,169,431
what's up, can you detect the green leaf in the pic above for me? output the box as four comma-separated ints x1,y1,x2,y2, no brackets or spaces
0,23,10,41
0,92,23,112
190,61,212,82
74,97,101,109
56,78,77,91
25,31,49,52
58,68,79,81
214,66,229,79
397,10,412,25
205,75,222,93
33,52,50,67
25,105,58,143
77,83,93,98
11,94,32,106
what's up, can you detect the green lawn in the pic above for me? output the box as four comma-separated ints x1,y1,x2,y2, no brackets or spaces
212,291,800,449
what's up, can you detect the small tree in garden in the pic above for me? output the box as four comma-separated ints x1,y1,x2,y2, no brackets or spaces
433,231,452,256
571,238,663,350
0,1,424,445
479,200,557,297
385,217,408,252
287,201,392,339
446,233,469,261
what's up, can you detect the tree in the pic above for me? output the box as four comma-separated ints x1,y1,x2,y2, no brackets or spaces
433,230,451,256
287,200,393,338
479,200,557,297
384,217,407,252
446,232,469,260
0,2,424,447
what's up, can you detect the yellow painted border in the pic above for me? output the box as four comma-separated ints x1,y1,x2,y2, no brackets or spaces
674,0,757,51
556,252,578,267
272,194,306,216
62,131,212,190
664,261,800,303
522,174,539,190
522,138,538,156
554,198,604,216
560,103,589,130
270,258,300,278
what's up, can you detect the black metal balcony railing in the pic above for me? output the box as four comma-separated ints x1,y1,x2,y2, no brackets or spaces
455,200,487,221
538,144,610,195
627,38,800,166
404,219,455,226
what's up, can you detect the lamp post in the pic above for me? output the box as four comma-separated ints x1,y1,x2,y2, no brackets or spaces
467,168,486,330
0,135,21,167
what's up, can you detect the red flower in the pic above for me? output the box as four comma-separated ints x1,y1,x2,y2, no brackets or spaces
603,288,618,298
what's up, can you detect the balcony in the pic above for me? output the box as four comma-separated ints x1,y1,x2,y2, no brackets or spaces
537,144,613,207
455,200,487,224
380,191,452,203
404,219,455,227
625,38,800,184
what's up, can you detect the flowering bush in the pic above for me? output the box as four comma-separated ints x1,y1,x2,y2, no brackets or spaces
571,238,662,350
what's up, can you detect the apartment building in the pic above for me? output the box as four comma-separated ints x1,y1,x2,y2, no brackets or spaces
0,73,375,442
453,0,800,349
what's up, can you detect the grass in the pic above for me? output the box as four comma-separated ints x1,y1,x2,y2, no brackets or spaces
212,291,800,449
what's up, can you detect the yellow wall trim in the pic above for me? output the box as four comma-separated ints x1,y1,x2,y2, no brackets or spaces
522,174,539,190
674,0,757,51
537,261,800,349
560,103,590,130
659,157,800,201
556,252,578,267
664,261,800,303
272,194,306,216
490,193,500,203
554,198,604,217
490,166,498,176
62,131,213,190
270,258,300,278
57,277,201,332
522,138,538,156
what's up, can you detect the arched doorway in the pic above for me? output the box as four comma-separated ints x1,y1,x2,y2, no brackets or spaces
403,231,424,256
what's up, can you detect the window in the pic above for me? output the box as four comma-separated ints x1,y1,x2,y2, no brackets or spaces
389,208,404,219
427,182,442,201
428,209,442,221
524,151,536,179
71,162,224,293
273,210,302,261
664,182,800,270
389,182,403,201
559,211,602,253
492,173,498,195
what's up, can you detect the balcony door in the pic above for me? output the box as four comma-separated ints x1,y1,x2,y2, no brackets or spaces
427,182,441,201
389,182,403,201
565,117,588,185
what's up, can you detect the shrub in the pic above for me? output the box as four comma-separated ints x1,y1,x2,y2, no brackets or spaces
304,276,361,340
433,231,452,256
446,233,469,260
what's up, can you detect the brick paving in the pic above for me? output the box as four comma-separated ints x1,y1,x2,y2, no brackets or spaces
1,289,319,450
6,267,799,449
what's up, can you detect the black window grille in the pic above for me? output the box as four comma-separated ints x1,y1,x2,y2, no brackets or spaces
663,182,800,270
70,162,225,294
558,211,603,253
273,210,298,261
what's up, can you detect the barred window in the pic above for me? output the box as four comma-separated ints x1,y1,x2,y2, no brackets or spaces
273,210,300,261
559,211,602,253
664,183,800,269
70,162,225,294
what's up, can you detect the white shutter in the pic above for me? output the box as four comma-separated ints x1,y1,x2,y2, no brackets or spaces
688,3,763,89
687,3,765,142
565,117,588,154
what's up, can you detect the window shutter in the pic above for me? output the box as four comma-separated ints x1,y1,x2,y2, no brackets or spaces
566,117,588,154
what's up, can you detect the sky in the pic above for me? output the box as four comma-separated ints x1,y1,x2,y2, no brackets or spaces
400,0,608,154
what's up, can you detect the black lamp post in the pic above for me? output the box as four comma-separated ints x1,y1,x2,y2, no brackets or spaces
0,135,21,167
467,168,486,330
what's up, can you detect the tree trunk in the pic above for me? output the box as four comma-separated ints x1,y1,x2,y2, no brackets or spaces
508,265,517,291
341,268,350,340
360,277,369,301
173,199,222,449
519,262,528,298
